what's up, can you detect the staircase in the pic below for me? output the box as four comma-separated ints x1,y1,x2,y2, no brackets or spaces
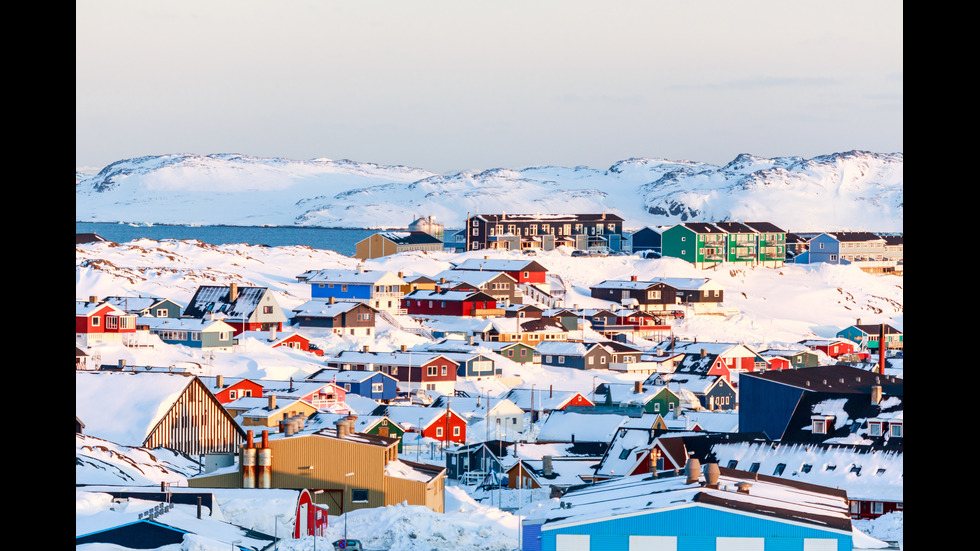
376,309,435,340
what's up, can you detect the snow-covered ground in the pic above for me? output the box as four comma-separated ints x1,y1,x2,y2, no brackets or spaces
76,239,903,550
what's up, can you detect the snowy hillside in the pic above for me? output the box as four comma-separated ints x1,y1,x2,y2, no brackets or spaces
75,151,903,232
75,240,903,550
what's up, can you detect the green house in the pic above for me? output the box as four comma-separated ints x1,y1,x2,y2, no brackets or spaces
714,222,759,265
361,416,407,452
745,222,787,267
661,223,727,268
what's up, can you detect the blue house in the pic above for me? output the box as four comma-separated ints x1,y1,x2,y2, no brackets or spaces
298,267,406,314
139,317,236,350
522,461,855,551
738,364,904,442
627,227,662,255
305,368,399,402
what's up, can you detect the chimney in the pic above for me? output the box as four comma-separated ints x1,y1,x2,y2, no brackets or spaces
268,394,276,410
685,457,701,484
435,285,442,294
871,384,882,405
362,345,370,353
440,277,447,284
631,275,637,281
857,318,862,326
700,349,706,357
398,271,404,278
217,374,224,388
118,359,126,370
289,377,294,391
543,455,553,477
229,283,238,302
356,264,363,273
649,448,660,477
550,385,553,398
634,381,642,394
89,295,98,303
704,462,720,488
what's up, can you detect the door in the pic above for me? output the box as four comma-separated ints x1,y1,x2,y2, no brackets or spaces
556,534,589,551
629,536,676,551
298,503,308,536
716,537,764,551
379,426,389,437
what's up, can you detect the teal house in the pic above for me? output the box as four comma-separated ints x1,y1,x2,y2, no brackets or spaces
837,322,903,352
141,317,237,350
522,462,855,551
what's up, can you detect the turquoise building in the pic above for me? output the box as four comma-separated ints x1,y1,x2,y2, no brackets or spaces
522,463,854,551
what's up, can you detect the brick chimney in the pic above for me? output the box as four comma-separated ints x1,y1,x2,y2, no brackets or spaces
229,283,238,302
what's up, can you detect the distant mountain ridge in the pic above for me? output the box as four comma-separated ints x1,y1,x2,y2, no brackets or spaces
75,151,903,232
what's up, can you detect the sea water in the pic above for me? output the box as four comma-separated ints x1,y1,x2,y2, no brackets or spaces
76,222,384,257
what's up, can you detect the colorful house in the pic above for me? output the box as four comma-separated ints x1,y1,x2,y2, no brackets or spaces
76,298,140,346
306,368,399,402
235,329,324,355
102,295,183,318
661,222,727,268
354,231,443,260
181,283,287,335
837,322,903,351
141,316,237,350
301,267,407,315
324,349,459,396
290,298,378,337
200,375,265,404
378,404,468,445
401,288,501,318
450,257,549,285
464,213,625,252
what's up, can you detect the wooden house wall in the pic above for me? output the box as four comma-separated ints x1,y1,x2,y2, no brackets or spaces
261,434,397,513
143,378,245,455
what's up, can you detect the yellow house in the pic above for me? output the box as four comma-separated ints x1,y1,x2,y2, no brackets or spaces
355,232,443,260
188,416,446,514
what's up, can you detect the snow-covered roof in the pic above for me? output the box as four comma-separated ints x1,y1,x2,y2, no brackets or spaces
138,316,236,331
451,258,545,272
709,440,903,501
305,268,405,285
592,277,719,291
535,411,628,443
182,285,270,320
524,467,852,534
291,299,370,317
75,371,196,447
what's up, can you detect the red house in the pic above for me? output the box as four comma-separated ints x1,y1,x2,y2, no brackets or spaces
383,405,467,445
401,289,499,317
799,338,857,359
450,258,548,285
236,329,324,356
76,297,138,346
203,375,265,404
326,349,459,396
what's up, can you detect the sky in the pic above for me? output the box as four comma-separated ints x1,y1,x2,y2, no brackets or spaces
76,1,903,175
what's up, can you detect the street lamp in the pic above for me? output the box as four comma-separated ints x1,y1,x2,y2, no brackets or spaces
344,472,355,545
273,513,285,550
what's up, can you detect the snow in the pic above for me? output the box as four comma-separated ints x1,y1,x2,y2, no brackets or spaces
76,152,903,232
76,238,902,550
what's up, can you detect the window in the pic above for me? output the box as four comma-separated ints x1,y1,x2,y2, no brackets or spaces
442,365,447,375
890,424,902,437
351,489,369,503
727,460,738,469
372,382,383,393
263,306,273,314
748,462,760,473
801,464,812,473
812,419,828,434
850,465,862,476
436,427,443,437
453,426,460,436
868,423,882,437
345,383,352,391
558,356,564,364
428,366,437,376
773,463,786,476
876,468,886,475
647,290,661,300
229,390,237,399
872,502,883,515
850,501,861,514
341,285,348,292
92,316,100,326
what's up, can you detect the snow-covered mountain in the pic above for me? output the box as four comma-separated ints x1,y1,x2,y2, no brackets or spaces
75,151,903,232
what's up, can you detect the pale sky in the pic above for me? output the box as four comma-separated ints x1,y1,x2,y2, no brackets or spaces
76,1,903,174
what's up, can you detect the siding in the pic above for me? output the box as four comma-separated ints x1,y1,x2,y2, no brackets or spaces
539,506,851,551
144,379,245,455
